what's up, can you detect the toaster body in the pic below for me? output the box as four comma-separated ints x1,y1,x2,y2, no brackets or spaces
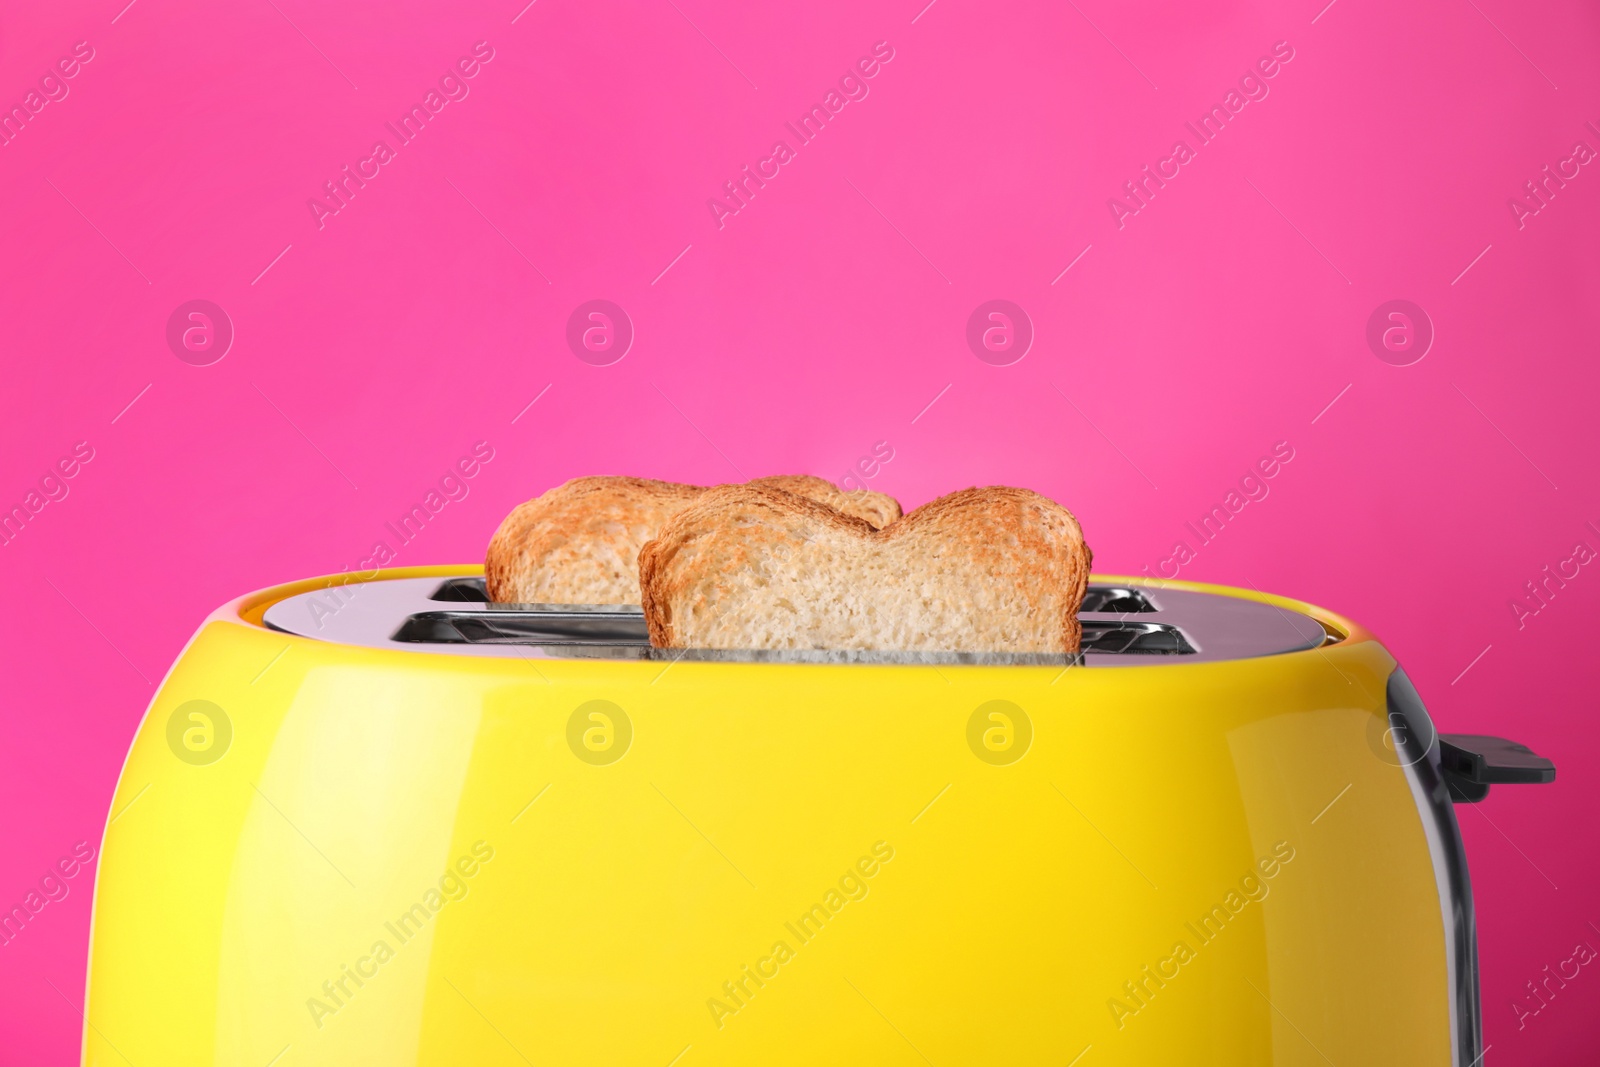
84,568,1500,1065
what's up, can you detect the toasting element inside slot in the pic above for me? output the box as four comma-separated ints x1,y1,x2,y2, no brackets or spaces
394,610,651,645
1078,587,1157,613
1438,734,1557,804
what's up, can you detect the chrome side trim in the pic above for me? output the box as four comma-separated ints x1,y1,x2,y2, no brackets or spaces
1388,669,1480,1066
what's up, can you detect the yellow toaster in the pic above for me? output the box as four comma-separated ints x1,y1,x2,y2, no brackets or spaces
83,566,1554,1065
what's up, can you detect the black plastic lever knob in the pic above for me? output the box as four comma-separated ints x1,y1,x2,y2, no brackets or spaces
1439,734,1556,803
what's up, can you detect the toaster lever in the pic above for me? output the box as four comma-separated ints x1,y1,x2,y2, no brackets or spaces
1437,734,1556,803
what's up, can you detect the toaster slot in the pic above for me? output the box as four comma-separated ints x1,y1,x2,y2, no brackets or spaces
1080,621,1195,655
1080,586,1158,613
393,610,651,645
265,574,1329,663
444,578,1156,614
395,611,1190,655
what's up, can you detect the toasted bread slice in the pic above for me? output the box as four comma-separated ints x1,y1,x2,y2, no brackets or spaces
639,485,1092,652
486,477,703,605
748,474,902,528
485,475,901,605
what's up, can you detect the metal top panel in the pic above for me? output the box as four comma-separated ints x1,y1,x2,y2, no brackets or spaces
261,576,1336,666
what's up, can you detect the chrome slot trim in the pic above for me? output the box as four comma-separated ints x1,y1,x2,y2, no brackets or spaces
429,577,642,614
428,577,491,602
394,609,1190,660
641,647,1081,667
1078,586,1159,613
1080,621,1194,655
393,611,649,645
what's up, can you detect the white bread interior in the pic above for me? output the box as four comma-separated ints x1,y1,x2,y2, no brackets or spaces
639,484,1091,652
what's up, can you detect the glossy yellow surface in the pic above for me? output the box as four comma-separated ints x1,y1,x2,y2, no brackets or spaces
85,568,1450,1065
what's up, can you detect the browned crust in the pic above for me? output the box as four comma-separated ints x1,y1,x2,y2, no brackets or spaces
484,476,704,603
638,484,1092,651
748,475,902,528
485,475,905,604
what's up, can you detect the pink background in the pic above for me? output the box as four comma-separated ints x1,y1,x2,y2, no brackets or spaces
3,0,1598,1061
